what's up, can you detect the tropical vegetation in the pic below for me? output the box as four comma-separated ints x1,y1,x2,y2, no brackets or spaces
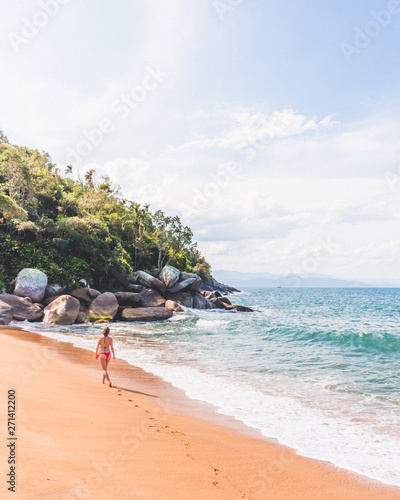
0,130,212,289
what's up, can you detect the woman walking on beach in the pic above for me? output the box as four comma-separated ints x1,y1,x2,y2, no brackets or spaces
95,327,115,387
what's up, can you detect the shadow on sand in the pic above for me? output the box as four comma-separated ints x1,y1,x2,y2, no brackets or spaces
110,385,158,398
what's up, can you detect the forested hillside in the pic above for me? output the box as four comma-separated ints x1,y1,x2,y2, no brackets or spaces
0,130,211,289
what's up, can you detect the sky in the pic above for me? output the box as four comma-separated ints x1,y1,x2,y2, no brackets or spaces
1,0,400,281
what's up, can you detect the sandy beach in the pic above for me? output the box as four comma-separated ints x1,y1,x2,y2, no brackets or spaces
1,326,399,500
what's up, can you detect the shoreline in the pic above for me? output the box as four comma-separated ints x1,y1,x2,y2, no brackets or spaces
2,326,400,499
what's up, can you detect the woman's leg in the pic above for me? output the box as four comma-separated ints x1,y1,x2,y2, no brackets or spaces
105,355,112,386
99,354,111,385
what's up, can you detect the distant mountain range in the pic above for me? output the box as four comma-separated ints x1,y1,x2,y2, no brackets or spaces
213,270,400,288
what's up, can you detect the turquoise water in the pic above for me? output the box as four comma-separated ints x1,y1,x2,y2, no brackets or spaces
26,288,400,486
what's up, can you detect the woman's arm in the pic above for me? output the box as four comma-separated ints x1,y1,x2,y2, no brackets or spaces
95,339,100,359
110,338,115,359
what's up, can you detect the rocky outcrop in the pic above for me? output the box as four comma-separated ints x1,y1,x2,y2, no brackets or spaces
160,265,180,288
88,292,119,320
0,300,13,325
0,294,43,321
13,268,48,303
168,277,197,294
180,272,202,292
165,300,183,312
114,292,140,306
121,307,173,322
193,292,211,309
166,292,193,308
135,271,166,293
43,295,80,325
225,304,254,312
201,280,240,294
209,297,228,309
139,289,166,307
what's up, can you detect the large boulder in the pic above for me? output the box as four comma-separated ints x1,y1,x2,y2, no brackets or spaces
166,292,193,308
180,272,202,292
121,307,173,322
70,287,93,305
0,299,13,325
13,268,48,302
88,292,119,320
43,295,80,325
114,292,140,306
168,277,196,294
193,292,212,309
135,271,166,293
160,266,180,288
139,289,166,307
0,294,43,321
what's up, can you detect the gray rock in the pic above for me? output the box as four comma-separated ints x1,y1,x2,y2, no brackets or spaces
0,294,43,321
44,284,62,299
180,272,202,292
136,271,166,293
209,297,228,309
193,292,212,309
13,268,48,302
121,307,173,322
165,300,184,312
160,265,180,288
219,296,232,306
139,288,166,307
114,292,140,306
43,295,80,325
75,311,88,323
225,304,254,312
70,287,93,305
168,277,196,294
88,288,102,299
0,299,13,325
166,292,193,308
88,292,119,320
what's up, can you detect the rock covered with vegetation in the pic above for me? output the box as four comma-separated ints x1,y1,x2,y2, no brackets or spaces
0,130,253,324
